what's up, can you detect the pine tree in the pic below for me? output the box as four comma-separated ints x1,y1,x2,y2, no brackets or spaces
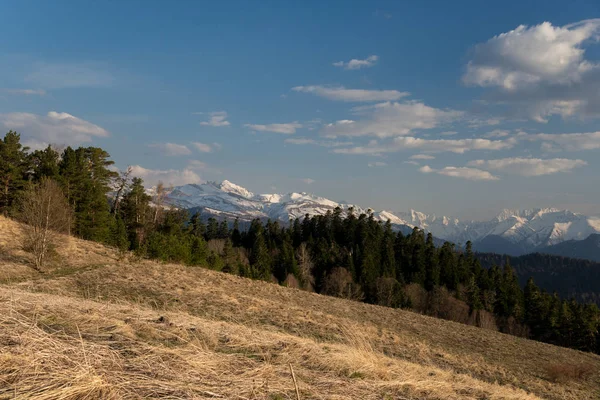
206,217,218,240
0,131,31,215
250,229,271,281
120,177,151,248
424,232,439,290
189,212,206,237
30,145,60,182
231,218,242,246
466,274,483,312
380,220,396,277
109,215,130,252
218,220,229,239
439,242,459,291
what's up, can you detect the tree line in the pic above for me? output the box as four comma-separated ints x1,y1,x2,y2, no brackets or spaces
1,130,598,355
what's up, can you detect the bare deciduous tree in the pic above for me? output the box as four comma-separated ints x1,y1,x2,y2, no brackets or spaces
152,181,173,224
111,165,133,215
323,267,364,301
20,178,71,271
296,243,315,291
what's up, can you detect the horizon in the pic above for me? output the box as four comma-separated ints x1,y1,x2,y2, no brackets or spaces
2,1,600,220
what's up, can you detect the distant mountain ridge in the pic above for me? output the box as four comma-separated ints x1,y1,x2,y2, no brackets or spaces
159,180,600,258
537,234,600,262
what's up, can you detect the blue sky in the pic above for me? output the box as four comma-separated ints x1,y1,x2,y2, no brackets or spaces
1,0,600,219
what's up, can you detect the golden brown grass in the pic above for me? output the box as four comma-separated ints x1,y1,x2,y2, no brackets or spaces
544,363,595,384
1,215,600,399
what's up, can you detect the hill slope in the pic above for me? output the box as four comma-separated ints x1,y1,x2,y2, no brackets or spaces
537,234,600,262
1,216,599,399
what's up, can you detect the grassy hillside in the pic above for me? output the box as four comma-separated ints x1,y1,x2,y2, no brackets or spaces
1,215,599,400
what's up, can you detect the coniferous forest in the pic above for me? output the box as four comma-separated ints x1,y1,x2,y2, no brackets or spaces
1,130,599,355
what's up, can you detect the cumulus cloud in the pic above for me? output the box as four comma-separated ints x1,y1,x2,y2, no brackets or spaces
333,55,379,70
368,161,387,167
463,19,600,121
530,131,600,151
148,143,192,156
1,88,46,96
284,137,353,147
301,178,315,184
409,154,436,160
187,160,208,169
292,85,408,102
419,165,499,181
0,111,109,146
468,157,587,176
192,142,215,153
323,101,463,138
26,63,114,89
332,136,514,155
130,165,202,187
199,111,230,127
483,129,511,138
245,122,302,134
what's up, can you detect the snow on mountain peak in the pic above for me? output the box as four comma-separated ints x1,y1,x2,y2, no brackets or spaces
219,180,254,198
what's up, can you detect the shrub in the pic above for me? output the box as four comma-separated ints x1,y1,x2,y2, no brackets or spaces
544,362,594,383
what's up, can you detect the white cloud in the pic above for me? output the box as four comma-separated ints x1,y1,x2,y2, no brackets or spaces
131,165,202,187
333,136,515,155
292,85,409,102
368,161,387,167
0,111,109,146
463,20,600,121
192,142,215,153
285,138,315,145
148,143,192,156
199,111,230,127
403,161,419,166
530,131,600,151
1,88,46,96
466,117,502,128
130,165,202,187
245,122,302,134
301,178,315,184
409,154,436,160
483,129,510,138
333,55,379,70
284,137,353,147
323,101,463,138
419,165,499,181
468,157,587,176
187,160,208,169
440,131,458,136
25,63,114,89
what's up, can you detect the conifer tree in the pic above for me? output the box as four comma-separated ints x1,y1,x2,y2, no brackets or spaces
120,177,151,248
424,232,439,290
249,225,271,280
30,145,60,182
0,131,31,215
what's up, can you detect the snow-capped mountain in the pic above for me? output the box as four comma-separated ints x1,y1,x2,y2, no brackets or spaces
161,180,411,227
160,180,600,255
400,208,600,252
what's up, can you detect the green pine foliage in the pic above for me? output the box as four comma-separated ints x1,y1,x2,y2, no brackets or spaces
0,131,31,215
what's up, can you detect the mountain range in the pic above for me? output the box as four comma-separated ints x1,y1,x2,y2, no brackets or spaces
159,180,600,259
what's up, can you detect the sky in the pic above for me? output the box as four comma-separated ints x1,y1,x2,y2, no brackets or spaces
1,0,600,220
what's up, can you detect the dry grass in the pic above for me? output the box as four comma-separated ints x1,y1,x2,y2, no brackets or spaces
544,363,595,383
1,215,600,399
